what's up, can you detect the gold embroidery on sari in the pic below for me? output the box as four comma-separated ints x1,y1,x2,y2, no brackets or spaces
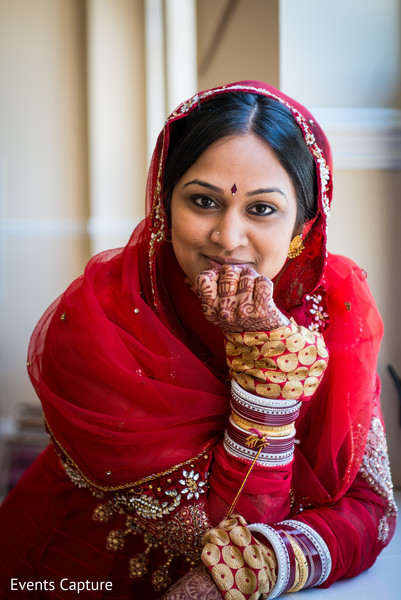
46,419,212,590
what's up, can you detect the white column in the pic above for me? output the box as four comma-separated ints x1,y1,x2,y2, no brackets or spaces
145,0,166,163
86,0,147,254
165,0,197,114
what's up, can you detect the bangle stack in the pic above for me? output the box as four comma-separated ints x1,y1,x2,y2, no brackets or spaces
223,379,301,467
279,519,332,587
248,519,332,597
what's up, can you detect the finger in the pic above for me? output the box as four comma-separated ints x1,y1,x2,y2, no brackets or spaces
195,268,219,302
253,276,273,310
254,273,273,288
237,267,259,295
217,264,242,298
253,276,290,327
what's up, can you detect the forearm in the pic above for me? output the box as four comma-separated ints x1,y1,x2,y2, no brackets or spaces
285,467,397,585
205,419,397,598
245,418,397,593
208,320,328,525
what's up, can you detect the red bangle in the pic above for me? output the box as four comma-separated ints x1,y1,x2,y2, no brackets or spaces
231,395,301,426
279,524,322,588
227,418,295,451
273,527,297,593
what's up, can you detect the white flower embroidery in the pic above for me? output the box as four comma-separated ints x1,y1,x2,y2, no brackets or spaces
378,516,390,542
179,469,207,500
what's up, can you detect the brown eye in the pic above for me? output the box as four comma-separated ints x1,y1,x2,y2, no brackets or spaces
193,196,217,208
249,203,275,216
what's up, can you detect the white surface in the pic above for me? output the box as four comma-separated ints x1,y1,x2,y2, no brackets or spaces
293,490,401,599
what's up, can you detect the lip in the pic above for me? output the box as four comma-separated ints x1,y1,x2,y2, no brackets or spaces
204,255,252,269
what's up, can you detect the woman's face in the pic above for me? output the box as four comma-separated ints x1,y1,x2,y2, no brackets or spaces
170,133,298,284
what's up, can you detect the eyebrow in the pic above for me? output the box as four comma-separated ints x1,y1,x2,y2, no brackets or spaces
182,179,222,193
182,179,287,199
246,187,287,199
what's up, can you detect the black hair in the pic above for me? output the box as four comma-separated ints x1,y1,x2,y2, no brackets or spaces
163,92,317,229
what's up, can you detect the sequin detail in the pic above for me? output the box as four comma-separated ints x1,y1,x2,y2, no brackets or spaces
179,469,208,500
359,416,397,541
148,130,167,306
46,420,212,590
378,516,390,542
303,290,330,333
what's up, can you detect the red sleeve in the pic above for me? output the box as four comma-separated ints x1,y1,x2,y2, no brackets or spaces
293,470,397,585
206,321,328,526
288,412,397,586
207,440,293,525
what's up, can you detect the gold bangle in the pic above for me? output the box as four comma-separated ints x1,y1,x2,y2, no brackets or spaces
287,536,309,593
231,411,295,437
260,542,278,591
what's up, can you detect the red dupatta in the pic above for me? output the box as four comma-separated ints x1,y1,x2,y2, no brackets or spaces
27,81,382,511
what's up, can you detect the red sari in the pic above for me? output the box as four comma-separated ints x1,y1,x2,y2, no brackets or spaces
0,82,396,599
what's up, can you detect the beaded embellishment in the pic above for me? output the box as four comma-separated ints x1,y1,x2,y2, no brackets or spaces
359,416,397,541
48,424,212,590
303,288,330,333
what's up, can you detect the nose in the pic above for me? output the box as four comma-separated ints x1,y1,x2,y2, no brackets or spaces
210,209,248,252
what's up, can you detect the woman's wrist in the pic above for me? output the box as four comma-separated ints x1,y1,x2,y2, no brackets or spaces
223,379,301,468
201,514,277,599
248,519,332,596
225,320,329,402
222,319,328,469
200,513,332,600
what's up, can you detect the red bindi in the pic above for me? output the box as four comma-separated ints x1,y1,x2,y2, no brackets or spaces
231,184,237,195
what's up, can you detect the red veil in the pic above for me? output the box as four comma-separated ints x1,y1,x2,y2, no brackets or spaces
27,82,381,506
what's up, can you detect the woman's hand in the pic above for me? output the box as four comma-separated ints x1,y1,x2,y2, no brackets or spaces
194,264,290,332
162,565,221,600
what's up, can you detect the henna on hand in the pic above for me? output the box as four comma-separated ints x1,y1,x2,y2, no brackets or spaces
162,565,221,600
195,265,290,332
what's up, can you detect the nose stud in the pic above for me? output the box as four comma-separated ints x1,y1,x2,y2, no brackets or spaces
215,231,220,235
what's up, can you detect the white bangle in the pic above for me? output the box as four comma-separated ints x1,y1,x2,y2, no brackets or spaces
247,523,290,599
223,436,295,467
232,379,300,409
232,394,302,419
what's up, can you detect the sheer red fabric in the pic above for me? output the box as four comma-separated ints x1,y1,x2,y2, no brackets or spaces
0,81,395,597
27,81,338,494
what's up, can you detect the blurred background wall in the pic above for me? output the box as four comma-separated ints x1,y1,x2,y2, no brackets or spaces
0,0,400,488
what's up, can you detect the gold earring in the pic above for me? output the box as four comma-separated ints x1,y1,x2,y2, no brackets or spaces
288,234,305,259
